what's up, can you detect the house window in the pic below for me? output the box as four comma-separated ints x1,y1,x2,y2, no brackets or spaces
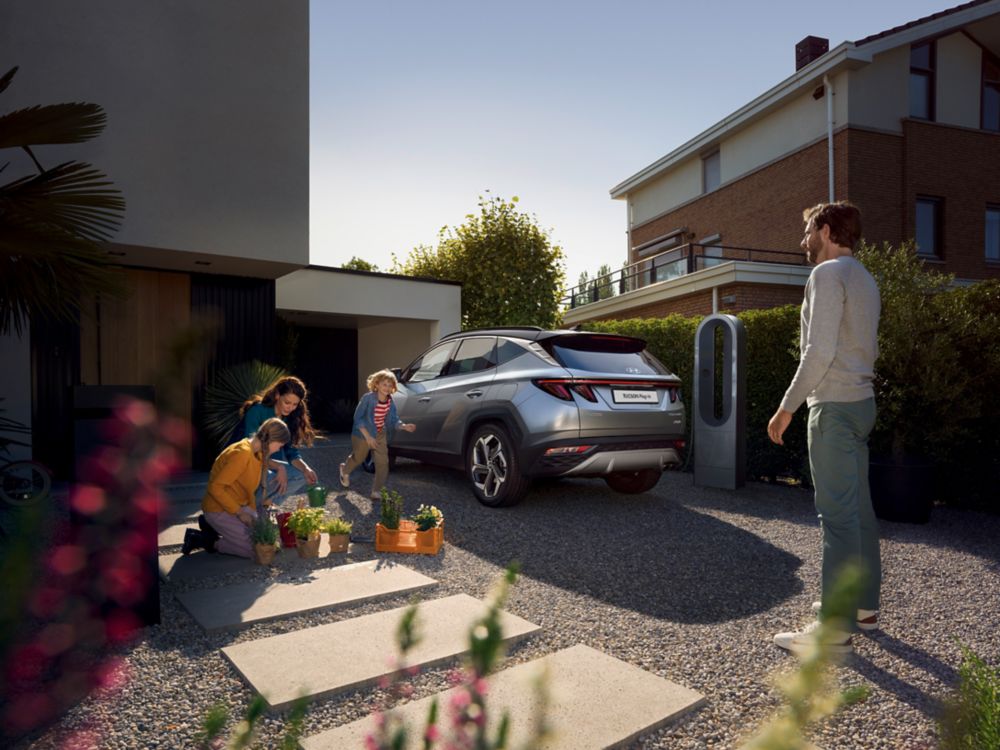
915,196,942,258
983,57,1000,132
700,234,725,268
702,151,720,193
910,41,935,121
987,205,1000,261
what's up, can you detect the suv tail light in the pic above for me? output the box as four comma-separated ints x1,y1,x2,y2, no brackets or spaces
533,378,679,403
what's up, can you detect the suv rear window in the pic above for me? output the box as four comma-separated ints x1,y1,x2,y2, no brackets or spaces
542,334,673,376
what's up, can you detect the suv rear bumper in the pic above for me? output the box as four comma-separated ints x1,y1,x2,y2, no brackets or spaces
525,437,684,478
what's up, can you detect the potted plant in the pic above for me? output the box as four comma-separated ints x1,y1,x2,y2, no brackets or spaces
250,514,280,565
285,506,325,558
323,517,353,553
378,487,403,530
412,504,443,531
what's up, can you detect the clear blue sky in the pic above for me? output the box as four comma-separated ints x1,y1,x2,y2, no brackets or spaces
310,0,951,285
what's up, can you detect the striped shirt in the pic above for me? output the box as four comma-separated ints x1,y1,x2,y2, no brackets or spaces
374,398,390,432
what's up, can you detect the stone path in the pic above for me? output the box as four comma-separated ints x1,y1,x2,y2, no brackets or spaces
222,594,540,710
300,644,706,750
159,484,706,747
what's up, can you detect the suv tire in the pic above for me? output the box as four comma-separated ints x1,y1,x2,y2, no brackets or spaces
467,423,530,507
605,469,661,494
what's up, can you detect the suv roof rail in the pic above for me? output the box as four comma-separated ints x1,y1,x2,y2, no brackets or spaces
440,326,545,340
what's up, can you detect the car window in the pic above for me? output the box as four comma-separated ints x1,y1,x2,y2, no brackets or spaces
444,337,497,376
401,342,457,383
495,338,528,365
544,335,673,376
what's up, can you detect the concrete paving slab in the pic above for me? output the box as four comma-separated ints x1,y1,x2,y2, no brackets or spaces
222,593,540,710
300,644,704,749
159,551,256,582
158,520,197,547
178,560,437,631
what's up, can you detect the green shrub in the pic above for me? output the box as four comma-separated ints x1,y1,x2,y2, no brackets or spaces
250,514,279,546
940,643,1000,750
586,308,808,484
379,488,404,530
322,517,353,536
284,507,324,538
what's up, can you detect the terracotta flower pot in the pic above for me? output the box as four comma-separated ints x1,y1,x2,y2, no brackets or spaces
253,543,277,566
296,533,321,559
328,533,349,553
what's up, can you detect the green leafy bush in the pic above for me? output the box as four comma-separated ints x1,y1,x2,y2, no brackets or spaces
322,517,352,536
940,643,1000,750
412,504,443,531
249,514,279,546
284,507,324,539
379,488,404,530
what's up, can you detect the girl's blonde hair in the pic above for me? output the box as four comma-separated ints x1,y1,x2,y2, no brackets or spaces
366,369,398,393
255,417,291,447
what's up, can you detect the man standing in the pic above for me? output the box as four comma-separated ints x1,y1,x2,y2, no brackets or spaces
768,201,881,655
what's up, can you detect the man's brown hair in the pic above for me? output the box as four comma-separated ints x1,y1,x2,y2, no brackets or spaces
803,201,862,250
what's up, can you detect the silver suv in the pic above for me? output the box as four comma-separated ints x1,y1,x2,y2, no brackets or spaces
390,327,686,507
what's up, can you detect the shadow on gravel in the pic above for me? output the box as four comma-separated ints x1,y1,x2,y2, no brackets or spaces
849,633,955,717
442,474,805,624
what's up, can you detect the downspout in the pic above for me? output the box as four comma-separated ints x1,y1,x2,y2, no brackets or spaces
824,73,834,202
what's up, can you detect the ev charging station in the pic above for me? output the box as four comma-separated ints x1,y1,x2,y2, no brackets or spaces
693,314,747,489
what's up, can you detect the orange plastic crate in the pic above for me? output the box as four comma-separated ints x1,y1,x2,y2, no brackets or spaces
375,520,444,555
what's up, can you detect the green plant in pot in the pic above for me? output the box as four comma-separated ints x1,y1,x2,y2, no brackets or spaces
250,514,280,565
379,488,404,530
323,517,353,553
856,242,984,522
411,504,443,531
285,506,325,558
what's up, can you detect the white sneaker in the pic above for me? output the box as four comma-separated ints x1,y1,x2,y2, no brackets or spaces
811,601,879,631
773,620,852,655
338,463,350,488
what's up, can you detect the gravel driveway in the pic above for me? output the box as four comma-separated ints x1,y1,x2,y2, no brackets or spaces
20,443,1000,749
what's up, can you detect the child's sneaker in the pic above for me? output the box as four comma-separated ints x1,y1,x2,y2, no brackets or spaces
338,463,350,488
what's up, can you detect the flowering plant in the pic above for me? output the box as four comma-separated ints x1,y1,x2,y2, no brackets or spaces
412,504,443,531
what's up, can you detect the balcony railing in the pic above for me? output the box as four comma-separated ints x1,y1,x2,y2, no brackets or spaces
562,243,807,309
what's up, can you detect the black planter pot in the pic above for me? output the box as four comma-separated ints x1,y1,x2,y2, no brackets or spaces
869,456,934,524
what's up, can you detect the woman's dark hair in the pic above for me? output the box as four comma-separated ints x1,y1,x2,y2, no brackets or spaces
241,375,316,447
803,201,862,250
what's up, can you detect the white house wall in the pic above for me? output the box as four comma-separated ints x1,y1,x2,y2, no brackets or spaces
846,45,909,132
721,73,847,183
0,0,308,266
937,32,983,129
357,320,439,400
629,158,702,229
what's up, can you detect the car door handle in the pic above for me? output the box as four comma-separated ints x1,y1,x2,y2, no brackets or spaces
465,390,483,399
418,396,431,403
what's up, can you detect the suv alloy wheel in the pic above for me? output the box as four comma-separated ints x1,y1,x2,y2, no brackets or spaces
467,423,530,507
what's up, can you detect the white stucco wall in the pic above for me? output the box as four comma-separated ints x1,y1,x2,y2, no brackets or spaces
721,72,846,181
937,32,982,129
846,45,910,132
277,270,462,331
0,328,33,462
0,0,309,265
357,320,440,400
629,157,702,229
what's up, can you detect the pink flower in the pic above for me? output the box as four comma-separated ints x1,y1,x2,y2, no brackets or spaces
70,485,106,515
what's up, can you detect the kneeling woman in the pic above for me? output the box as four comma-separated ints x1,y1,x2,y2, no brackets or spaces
187,417,291,558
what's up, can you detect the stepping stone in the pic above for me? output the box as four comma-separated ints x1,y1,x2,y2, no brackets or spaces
158,520,197,547
177,560,437,631
222,593,540,710
159,550,257,582
300,644,705,749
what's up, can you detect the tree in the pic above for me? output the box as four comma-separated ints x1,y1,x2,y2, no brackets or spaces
341,256,379,273
394,195,565,329
594,263,614,300
0,66,125,336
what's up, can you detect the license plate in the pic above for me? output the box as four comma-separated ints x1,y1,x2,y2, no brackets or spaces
612,389,658,404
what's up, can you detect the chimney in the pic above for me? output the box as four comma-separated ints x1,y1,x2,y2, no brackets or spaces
795,36,829,71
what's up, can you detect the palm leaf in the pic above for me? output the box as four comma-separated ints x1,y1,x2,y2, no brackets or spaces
203,361,289,453
0,67,17,96
0,161,125,242
0,103,107,149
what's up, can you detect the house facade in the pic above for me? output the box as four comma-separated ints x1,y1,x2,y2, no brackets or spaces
565,0,1000,326
0,1,460,475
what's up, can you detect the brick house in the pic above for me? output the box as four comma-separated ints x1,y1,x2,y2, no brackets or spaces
564,0,1000,326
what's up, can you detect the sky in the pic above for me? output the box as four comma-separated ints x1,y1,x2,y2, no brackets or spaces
310,0,952,286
